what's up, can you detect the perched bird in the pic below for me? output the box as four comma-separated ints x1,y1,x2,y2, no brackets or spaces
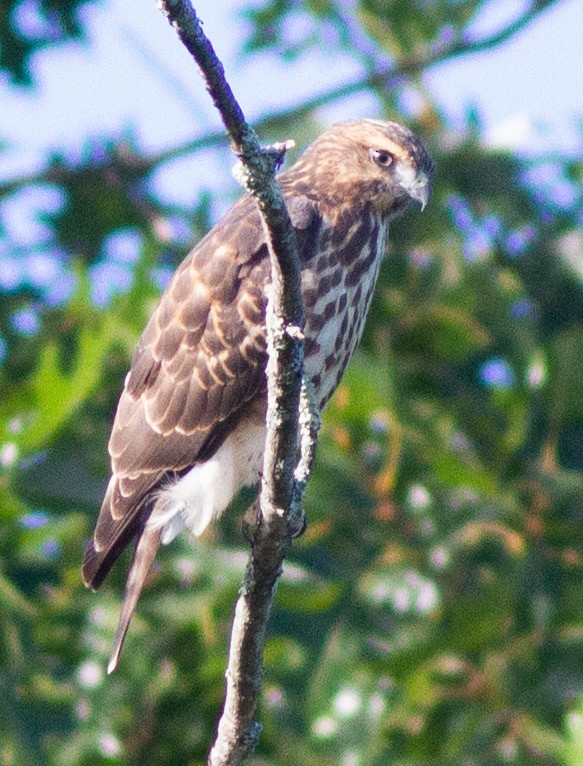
82,119,433,672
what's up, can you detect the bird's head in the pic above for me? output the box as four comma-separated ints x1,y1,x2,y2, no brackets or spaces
282,119,434,221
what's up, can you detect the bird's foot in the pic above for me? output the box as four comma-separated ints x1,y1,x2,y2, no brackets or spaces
242,503,307,540
289,507,307,538
242,501,262,542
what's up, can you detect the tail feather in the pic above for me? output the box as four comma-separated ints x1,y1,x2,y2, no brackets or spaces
107,524,162,674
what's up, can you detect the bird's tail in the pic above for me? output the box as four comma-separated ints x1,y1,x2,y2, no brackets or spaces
107,524,163,674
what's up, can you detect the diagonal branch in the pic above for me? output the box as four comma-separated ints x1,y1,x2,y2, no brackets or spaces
157,2,313,765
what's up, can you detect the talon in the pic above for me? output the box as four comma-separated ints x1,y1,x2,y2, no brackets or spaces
289,509,307,539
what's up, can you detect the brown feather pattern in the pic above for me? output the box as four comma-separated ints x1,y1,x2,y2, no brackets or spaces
82,120,433,662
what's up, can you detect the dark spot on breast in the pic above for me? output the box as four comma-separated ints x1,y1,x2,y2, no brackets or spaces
328,268,343,290
339,220,374,266
304,336,321,357
329,211,355,247
296,212,322,263
319,226,333,250
364,281,376,307
303,288,319,309
309,312,326,333
324,353,337,372
318,268,341,296
340,313,349,337
323,300,336,322
345,244,378,287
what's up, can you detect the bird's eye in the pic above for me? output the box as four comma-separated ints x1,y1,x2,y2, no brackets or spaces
371,148,393,167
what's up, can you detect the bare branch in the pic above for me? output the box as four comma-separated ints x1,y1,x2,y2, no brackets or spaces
293,378,322,520
157,2,309,765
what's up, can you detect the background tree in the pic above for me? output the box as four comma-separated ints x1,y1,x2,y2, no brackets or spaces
1,1,583,765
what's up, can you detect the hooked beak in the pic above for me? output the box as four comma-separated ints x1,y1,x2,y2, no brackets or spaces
409,175,430,211
395,164,430,211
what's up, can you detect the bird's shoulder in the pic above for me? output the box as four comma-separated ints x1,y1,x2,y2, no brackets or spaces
126,191,321,400
110,190,322,468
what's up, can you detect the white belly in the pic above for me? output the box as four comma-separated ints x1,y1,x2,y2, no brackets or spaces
146,415,265,543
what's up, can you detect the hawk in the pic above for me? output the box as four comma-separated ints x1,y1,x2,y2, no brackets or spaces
82,119,433,672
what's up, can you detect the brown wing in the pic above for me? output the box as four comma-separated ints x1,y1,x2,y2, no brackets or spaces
82,192,320,589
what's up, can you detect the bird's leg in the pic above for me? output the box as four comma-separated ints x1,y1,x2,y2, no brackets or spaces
288,509,307,539
242,497,263,542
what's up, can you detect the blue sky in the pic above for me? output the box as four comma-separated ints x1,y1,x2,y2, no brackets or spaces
2,0,582,194
427,0,583,153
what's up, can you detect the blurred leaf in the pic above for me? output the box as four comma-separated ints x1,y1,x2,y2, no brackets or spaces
0,0,103,86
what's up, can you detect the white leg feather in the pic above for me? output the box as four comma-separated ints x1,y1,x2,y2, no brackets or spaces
146,417,266,543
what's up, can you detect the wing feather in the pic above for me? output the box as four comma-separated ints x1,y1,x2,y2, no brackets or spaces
82,191,321,588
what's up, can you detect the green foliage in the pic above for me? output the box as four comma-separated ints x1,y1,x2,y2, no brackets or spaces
2,1,583,764
1,0,103,86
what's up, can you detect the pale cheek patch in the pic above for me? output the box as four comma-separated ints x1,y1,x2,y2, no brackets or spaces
395,161,417,192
